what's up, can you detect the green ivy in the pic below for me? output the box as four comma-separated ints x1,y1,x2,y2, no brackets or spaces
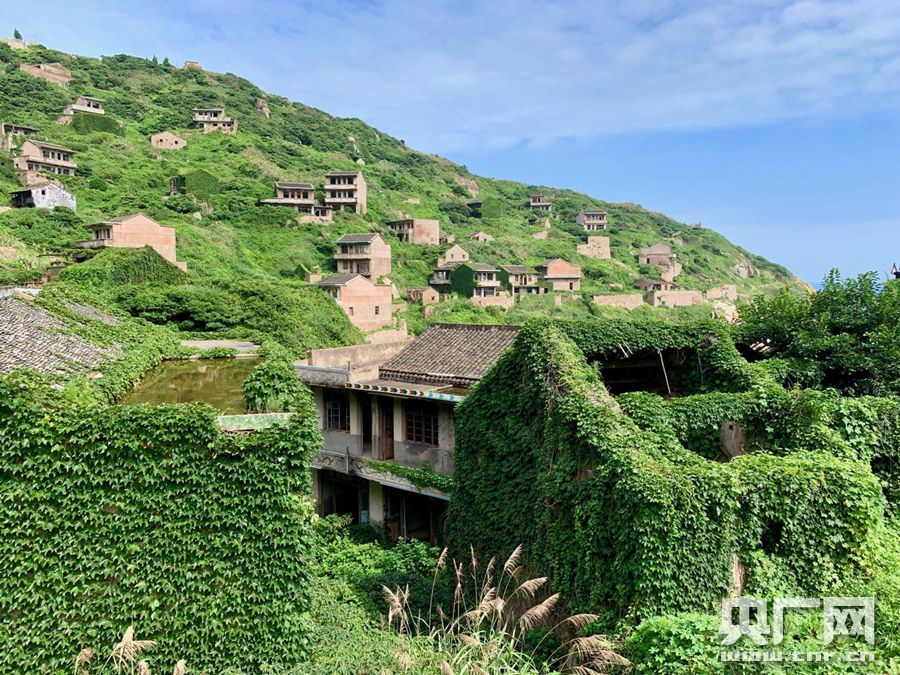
365,460,454,493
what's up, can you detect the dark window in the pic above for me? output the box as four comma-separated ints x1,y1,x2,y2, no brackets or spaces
325,391,350,431
406,402,439,446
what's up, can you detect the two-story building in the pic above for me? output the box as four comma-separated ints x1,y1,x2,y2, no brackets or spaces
386,218,440,245
259,181,333,222
64,96,105,116
535,258,582,291
13,139,77,180
527,193,552,211
576,210,608,231
430,261,500,297
437,244,469,267
498,264,545,295
10,181,76,211
334,233,391,280
316,273,394,331
192,108,237,134
296,323,519,542
639,243,682,281
75,213,187,270
324,171,367,214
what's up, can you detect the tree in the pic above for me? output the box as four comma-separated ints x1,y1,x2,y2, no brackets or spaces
13,28,21,40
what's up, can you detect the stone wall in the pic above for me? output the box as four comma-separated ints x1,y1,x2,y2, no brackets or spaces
705,284,738,301
592,294,644,310
470,295,514,309
647,290,704,307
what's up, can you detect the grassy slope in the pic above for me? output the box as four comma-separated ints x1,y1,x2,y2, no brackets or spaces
0,44,798,337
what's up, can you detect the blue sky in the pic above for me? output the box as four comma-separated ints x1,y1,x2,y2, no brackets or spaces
6,0,900,283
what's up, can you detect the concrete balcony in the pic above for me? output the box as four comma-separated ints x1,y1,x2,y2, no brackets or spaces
75,239,108,250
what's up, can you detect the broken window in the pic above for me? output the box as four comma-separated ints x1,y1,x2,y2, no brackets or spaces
406,402,439,446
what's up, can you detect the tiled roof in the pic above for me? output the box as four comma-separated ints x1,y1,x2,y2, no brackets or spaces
326,170,362,176
0,296,121,375
536,258,563,267
316,273,363,287
335,233,379,243
500,264,533,274
466,262,498,272
379,323,519,388
29,139,74,152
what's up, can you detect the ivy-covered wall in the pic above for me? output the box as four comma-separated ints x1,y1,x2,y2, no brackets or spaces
0,372,322,671
448,319,884,620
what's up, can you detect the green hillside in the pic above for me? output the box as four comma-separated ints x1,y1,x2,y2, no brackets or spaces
0,44,799,350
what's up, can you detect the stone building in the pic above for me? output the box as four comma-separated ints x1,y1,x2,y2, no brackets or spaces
634,277,677,293
10,181,76,211
13,139,77,180
705,285,738,302
324,171,367,214
407,287,440,305
184,61,202,70
0,122,38,151
150,131,187,150
469,230,494,242
19,62,72,86
316,273,394,330
75,213,187,270
437,244,469,267
576,210,608,231
296,323,519,542
498,264,545,295
430,261,500,297
192,108,237,134
259,181,333,222
63,96,105,116
527,193,552,211
334,233,391,280
576,235,611,259
386,218,440,245
639,243,683,281
535,258,582,291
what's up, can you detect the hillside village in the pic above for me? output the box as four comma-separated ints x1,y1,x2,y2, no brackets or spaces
7,36,898,675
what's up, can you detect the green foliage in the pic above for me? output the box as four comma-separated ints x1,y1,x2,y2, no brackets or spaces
450,263,476,297
626,613,724,674
242,343,308,412
0,371,321,671
182,168,220,197
365,459,455,493
71,111,124,136
736,272,900,395
59,247,187,288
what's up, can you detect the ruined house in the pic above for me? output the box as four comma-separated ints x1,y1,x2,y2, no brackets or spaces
10,182,76,211
296,323,519,542
386,218,440,245
259,181,333,222
13,139,77,180
576,210,608,231
316,273,394,331
63,96,105,116
577,235,611,260
526,193,552,211
407,287,440,305
430,261,501,298
192,108,237,134
499,265,545,295
19,62,72,86
437,244,469,267
150,131,187,150
0,122,38,151
324,171,367,214
535,258,582,291
334,233,391,280
75,213,187,270
469,231,494,242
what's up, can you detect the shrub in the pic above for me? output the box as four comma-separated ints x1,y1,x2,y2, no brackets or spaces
71,112,124,136
242,346,308,412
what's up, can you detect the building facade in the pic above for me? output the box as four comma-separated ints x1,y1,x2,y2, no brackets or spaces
535,258,582,291
324,171,367,214
13,139,77,180
296,323,519,543
19,62,72,85
316,273,394,330
64,96,104,116
192,108,237,134
334,233,391,279
75,213,187,270
498,265,545,295
527,193,552,211
576,210,608,231
150,131,187,150
576,235,611,259
386,218,440,245
10,182,76,211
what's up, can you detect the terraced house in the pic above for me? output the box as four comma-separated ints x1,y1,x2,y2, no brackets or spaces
324,170,367,214
13,139,77,180
296,323,519,543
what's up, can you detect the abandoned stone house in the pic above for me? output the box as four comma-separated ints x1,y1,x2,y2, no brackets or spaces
259,181,333,222
324,171,367,214
192,108,237,134
577,210,608,231
407,287,440,305
469,230,494,242
527,193,552,211
639,243,683,283
386,218,440,245
296,323,519,542
150,131,187,150
19,62,72,86
498,265,545,295
430,261,501,297
316,273,394,331
75,213,187,270
334,233,391,280
535,258,582,291
13,139,77,180
437,244,469,267
64,96,105,116
0,122,38,151
10,181,76,211
634,277,677,293
577,235,611,260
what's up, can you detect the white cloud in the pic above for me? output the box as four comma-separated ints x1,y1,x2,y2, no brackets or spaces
8,0,900,153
